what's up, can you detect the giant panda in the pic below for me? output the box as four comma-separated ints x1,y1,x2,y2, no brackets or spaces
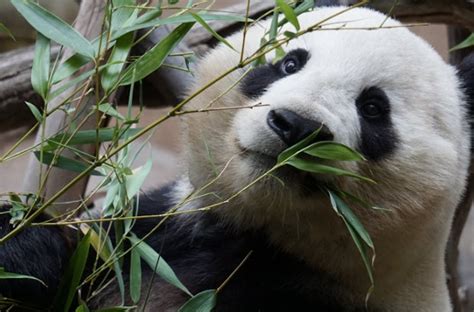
1,5,473,312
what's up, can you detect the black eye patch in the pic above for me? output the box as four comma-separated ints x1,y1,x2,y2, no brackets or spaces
356,87,399,161
241,49,309,99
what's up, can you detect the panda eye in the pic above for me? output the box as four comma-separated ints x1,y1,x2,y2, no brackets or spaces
281,57,299,75
360,101,383,119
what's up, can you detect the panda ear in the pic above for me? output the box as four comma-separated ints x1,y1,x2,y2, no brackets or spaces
314,0,340,7
458,54,474,121
458,54,474,149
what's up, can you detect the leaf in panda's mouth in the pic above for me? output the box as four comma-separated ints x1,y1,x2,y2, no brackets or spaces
274,129,376,300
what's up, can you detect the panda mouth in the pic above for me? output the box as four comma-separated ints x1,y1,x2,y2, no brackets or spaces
237,143,330,195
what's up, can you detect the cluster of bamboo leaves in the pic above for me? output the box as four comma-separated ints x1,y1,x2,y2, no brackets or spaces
0,0,386,311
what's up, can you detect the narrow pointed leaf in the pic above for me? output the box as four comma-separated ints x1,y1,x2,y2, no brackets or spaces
190,12,236,52
52,54,91,84
0,22,15,40
44,128,141,152
11,0,95,58
303,142,365,161
34,151,103,176
285,158,375,183
130,247,142,303
277,129,321,163
450,33,474,51
328,191,373,248
32,32,50,99
25,101,43,122
102,32,134,92
276,0,300,30
120,22,195,85
98,103,126,121
125,158,152,200
0,268,46,286
53,231,91,312
179,289,217,312
128,235,191,296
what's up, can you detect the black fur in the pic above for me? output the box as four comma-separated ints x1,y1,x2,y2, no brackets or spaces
0,210,73,308
0,185,371,311
458,53,474,150
241,49,309,98
355,86,399,161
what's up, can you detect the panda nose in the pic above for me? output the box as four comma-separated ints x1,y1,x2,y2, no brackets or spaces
267,109,333,146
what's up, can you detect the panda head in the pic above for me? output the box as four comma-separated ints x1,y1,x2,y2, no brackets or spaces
181,6,471,263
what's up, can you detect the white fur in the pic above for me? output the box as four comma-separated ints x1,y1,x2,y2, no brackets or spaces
180,7,470,311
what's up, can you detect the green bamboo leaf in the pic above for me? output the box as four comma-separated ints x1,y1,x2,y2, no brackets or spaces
33,151,103,176
130,247,142,304
75,303,90,312
11,0,95,58
113,13,247,41
303,142,365,161
98,103,126,121
327,190,374,285
328,191,373,248
190,12,236,52
0,267,46,286
111,0,137,31
128,234,191,296
125,158,152,200
49,68,96,100
120,22,195,85
53,231,92,312
450,33,474,52
25,101,43,122
52,54,91,84
276,129,321,164
0,22,15,40
285,158,375,183
294,0,315,15
31,32,50,99
178,289,217,312
101,32,134,92
276,0,300,31
269,7,279,42
43,128,141,152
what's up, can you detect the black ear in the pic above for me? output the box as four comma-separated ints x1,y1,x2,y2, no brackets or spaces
459,54,474,108
314,0,341,7
458,53,474,148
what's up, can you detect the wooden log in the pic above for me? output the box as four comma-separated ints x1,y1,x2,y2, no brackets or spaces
22,0,109,215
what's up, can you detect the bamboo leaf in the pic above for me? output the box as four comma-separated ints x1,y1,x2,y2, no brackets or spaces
53,231,92,312
31,32,50,99
276,129,321,164
128,235,191,296
130,247,142,303
328,190,374,285
33,151,103,176
101,32,134,92
303,142,365,161
97,103,126,121
190,12,236,52
0,22,15,40
450,33,474,51
52,54,90,84
276,0,300,30
285,158,375,183
120,22,195,85
125,158,152,200
43,128,141,152
11,0,95,58
0,267,46,286
178,289,217,312
25,101,43,122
